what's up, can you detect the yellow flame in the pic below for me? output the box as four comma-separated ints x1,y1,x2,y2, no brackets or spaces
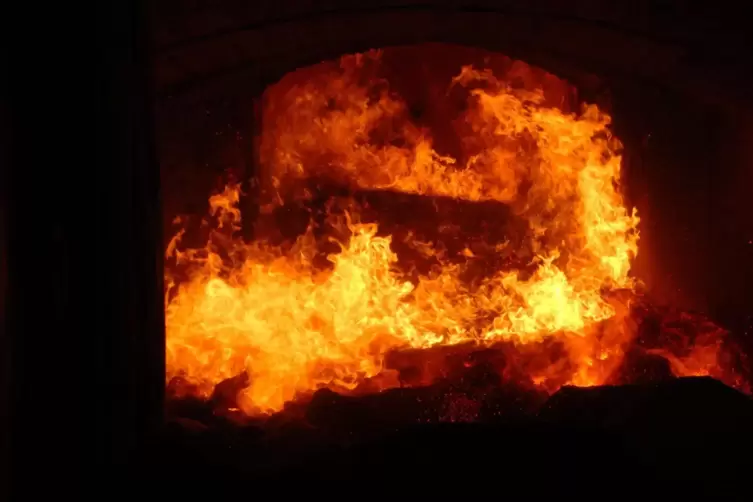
166,51,645,414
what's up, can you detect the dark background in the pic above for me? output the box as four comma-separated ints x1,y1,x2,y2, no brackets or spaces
3,0,753,498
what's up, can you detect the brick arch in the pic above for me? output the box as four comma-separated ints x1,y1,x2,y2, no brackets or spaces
154,4,750,112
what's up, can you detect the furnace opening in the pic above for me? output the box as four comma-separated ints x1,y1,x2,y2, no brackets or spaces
163,44,748,419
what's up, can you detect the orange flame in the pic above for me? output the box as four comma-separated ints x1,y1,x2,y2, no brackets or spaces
164,50,735,415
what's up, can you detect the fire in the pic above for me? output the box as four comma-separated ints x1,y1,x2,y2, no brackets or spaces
165,49,739,415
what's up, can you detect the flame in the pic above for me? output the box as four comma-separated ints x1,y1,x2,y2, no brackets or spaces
165,50,737,415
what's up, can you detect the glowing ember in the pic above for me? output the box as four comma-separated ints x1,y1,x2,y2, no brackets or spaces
164,49,743,416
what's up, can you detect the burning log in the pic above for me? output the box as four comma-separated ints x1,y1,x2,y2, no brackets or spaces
258,179,532,272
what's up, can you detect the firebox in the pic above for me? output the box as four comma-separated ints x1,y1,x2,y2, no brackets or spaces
163,42,749,416
153,20,753,491
10,1,753,499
